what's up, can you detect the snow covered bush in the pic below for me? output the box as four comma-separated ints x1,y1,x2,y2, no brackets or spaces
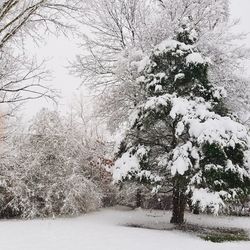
0,109,105,218
113,20,250,224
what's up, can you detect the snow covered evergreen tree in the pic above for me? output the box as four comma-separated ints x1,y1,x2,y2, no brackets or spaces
113,19,250,224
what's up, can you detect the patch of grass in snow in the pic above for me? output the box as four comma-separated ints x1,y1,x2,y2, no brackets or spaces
126,223,250,243
200,232,249,243
177,224,250,243
199,229,249,243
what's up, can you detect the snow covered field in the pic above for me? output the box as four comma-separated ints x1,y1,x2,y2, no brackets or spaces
0,207,249,250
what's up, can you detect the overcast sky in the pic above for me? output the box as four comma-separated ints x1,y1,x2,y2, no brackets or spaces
21,0,250,121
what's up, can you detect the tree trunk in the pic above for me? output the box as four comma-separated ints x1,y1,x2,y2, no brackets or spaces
193,203,200,215
170,187,186,224
136,188,142,208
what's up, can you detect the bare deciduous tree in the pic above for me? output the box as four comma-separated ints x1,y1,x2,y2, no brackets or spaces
0,0,85,120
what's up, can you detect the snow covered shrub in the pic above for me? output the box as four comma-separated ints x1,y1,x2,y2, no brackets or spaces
65,97,118,207
0,176,22,218
0,109,104,218
224,196,250,217
59,174,102,215
0,151,33,218
82,156,117,207
113,20,250,224
21,109,103,218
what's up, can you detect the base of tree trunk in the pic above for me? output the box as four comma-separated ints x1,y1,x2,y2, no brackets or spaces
193,207,200,215
170,215,185,224
136,188,142,208
170,188,186,225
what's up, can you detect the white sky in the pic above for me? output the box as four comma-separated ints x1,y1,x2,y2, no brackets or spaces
21,34,83,120
21,0,250,121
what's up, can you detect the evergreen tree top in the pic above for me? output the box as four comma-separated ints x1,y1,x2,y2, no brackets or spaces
138,23,225,106
175,17,198,45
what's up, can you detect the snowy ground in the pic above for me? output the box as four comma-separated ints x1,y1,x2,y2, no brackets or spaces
0,207,250,250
